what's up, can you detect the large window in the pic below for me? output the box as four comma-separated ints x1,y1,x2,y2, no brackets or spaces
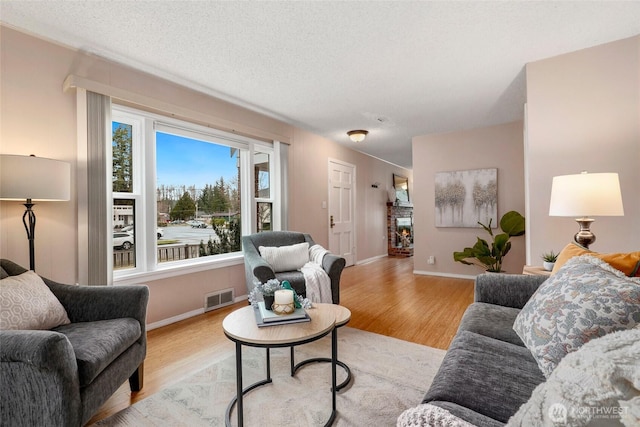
111,105,279,277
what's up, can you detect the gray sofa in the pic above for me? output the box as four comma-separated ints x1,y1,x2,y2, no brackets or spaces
422,273,548,427
0,259,149,427
242,231,345,304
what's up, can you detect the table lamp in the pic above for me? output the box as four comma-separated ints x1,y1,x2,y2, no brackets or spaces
0,154,71,271
548,171,624,249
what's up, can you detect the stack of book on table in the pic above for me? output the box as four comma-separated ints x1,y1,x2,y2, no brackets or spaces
254,301,311,327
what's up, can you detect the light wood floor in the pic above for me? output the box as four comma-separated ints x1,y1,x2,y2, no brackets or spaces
88,256,474,424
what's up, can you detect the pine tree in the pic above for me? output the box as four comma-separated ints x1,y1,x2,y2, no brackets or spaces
170,192,196,220
112,124,133,192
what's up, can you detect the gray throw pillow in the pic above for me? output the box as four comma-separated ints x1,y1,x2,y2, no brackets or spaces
512,255,640,377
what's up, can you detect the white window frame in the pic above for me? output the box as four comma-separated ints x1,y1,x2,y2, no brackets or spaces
253,145,277,232
111,104,281,285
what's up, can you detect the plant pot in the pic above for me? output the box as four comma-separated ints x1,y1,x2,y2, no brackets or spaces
263,295,275,310
543,261,555,272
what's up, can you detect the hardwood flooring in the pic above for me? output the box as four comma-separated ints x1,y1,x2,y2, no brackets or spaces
88,256,474,424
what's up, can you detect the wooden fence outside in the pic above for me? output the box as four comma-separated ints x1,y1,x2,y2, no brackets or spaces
114,243,201,269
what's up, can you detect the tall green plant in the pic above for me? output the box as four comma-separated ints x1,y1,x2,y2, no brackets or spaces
453,210,525,273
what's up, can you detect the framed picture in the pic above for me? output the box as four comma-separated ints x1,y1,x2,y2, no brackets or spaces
435,168,497,228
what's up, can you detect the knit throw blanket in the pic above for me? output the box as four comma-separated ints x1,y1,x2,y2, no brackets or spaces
301,244,332,303
397,403,476,427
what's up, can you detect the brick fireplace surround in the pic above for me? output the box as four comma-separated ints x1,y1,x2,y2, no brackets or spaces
387,202,413,257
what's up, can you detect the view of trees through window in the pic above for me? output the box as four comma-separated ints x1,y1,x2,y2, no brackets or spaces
112,119,246,270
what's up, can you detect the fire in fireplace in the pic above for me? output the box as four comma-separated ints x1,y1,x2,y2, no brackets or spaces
396,217,413,247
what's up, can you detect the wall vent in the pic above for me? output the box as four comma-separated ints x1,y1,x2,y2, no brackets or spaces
204,288,234,312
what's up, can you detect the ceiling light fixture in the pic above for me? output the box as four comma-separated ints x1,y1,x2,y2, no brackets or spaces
347,130,368,143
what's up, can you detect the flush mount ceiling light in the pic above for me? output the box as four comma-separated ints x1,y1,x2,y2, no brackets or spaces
347,130,368,143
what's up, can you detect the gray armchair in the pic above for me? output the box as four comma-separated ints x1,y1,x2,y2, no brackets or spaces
242,231,345,304
0,259,149,427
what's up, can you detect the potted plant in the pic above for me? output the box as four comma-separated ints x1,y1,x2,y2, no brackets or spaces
248,279,283,310
541,250,558,271
453,210,526,273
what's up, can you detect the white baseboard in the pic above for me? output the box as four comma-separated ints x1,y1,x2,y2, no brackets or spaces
356,254,388,265
147,294,248,331
413,269,476,280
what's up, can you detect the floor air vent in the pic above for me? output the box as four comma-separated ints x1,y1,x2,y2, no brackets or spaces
204,289,234,312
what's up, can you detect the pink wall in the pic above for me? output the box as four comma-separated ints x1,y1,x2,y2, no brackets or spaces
412,121,526,276
0,26,409,324
289,128,411,262
526,36,640,259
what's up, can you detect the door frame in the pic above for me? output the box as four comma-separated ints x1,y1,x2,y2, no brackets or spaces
327,158,356,265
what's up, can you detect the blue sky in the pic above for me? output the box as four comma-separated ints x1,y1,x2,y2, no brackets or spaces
156,132,238,190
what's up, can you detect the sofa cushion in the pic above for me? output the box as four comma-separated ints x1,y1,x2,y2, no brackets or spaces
274,271,306,296
0,271,71,330
458,302,524,346
54,318,141,386
423,331,545,424
551,242,640,276
259,242,309,272
0,266,8,279
507,329,640,427
513,255,640,378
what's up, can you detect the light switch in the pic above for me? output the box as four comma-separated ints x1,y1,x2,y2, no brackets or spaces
321,201,327,209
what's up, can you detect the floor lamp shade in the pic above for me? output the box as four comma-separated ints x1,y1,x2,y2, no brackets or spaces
1,154,71,270
549,172,624,248
1,154,71,201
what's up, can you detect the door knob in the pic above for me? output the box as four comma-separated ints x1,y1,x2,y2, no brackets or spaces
330,215,335,228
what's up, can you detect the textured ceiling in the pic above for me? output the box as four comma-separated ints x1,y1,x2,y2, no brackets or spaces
2,1,640,168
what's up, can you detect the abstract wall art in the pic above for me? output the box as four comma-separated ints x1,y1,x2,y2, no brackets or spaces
435,168,497,228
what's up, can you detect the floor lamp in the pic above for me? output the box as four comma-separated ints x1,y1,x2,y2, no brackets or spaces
0,154,71,271
549,171,624,249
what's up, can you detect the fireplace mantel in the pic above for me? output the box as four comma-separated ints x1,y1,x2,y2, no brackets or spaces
387,202,413,257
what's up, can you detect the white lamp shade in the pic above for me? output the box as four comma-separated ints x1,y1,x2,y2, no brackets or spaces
549,172,624,217
0,154,71,201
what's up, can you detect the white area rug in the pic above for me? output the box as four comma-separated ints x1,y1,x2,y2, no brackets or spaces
94,327,446,426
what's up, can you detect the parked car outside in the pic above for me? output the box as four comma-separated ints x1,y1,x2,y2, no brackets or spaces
190,220,208,228
157,228,164,239
113,232,134,250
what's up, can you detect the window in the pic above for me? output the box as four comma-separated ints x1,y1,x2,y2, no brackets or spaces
254,150,273,232
111,105,281,279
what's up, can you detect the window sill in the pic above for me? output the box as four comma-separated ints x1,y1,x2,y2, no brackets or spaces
114,253,244,285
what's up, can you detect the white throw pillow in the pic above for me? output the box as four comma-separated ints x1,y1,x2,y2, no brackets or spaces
259,242,310,273
507,329,640,427
0,271,71,330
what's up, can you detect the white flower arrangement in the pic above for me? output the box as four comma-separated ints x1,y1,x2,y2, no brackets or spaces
248,278,312,309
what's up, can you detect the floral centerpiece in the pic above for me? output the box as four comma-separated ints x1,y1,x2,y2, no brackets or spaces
248,278,312,310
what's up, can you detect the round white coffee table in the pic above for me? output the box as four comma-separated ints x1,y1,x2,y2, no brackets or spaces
222,303,346,427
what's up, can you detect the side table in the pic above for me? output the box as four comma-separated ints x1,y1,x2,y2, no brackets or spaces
222,304,343,427
291,303,352,391
522,265,552,276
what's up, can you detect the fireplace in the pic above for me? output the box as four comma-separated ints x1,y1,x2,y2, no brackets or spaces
387,202,413,257
396,217,413,247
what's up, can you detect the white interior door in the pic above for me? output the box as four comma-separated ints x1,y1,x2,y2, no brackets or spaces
328,160,355,266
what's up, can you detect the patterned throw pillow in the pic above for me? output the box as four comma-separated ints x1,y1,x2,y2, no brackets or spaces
0,271,71,330
513,255,640,378
259,242,310,273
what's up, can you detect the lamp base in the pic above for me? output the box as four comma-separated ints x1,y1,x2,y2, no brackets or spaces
574,217,595,249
